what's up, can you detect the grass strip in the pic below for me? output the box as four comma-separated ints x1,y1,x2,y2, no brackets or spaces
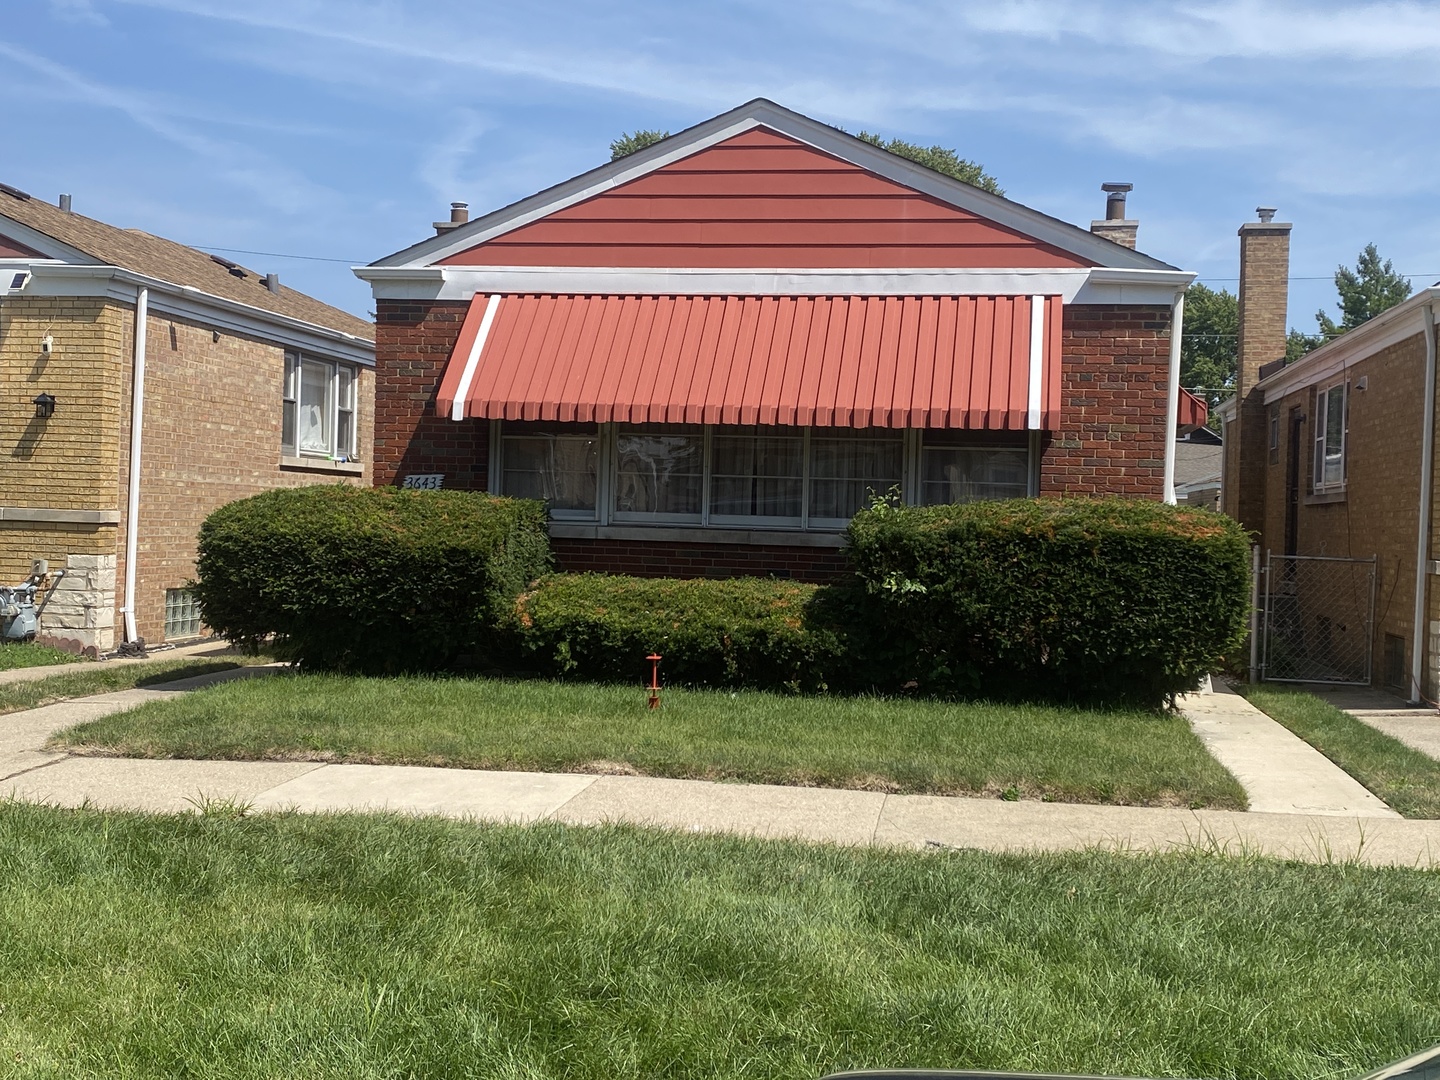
1241,685,1440,818
0,655,261,718
0,642,84,671
55,673,1247,808
0,803,1436,1079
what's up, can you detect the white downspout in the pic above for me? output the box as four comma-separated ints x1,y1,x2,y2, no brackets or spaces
120,287,148,644
1162,289,1186,505
1409,299,1437,704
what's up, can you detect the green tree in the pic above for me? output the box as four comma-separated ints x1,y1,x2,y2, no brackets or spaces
854,132,1002,194
610,130,670,159
1180,283,1237,423
1286,328,1323,363
1315,242,1412,339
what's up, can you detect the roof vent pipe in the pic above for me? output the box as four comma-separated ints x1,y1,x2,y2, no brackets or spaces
1256,207,1277,223
433,201,470,235
1102,182,1133,220
58,193,72,212
264,272,280,294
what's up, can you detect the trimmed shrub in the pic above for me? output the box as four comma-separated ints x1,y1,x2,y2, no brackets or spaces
510,574,844,692
844,497,1252,706
194,486,550,673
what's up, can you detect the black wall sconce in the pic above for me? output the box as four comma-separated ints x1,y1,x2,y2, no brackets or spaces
32,393,55,419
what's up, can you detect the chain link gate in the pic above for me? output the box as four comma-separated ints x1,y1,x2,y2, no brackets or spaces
1261,553,1376,684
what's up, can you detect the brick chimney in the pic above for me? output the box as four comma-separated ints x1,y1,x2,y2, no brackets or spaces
1226,207,1292,529
1090,182,1138,249
433,201,470,235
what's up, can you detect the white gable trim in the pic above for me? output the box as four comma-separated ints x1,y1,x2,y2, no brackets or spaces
9,262,374,365
370,99,1176,274
355,265,1194,306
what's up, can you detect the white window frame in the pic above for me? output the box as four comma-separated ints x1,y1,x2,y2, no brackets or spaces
283,351,360,462
490,421,1034,532
1313,380,1348,493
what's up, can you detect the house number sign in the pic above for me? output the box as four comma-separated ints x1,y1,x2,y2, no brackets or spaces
400,474,445,490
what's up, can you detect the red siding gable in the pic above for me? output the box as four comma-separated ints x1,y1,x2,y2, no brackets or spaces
439,128,1093,270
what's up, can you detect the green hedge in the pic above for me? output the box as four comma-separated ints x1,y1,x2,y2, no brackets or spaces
843,497,1252,706
194,486,550,673
510,574,844,692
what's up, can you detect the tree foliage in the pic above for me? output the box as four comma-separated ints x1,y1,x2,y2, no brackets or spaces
854,132,1002,194
1315,243,1412,339
610,130,670,159
1180,283,1237,422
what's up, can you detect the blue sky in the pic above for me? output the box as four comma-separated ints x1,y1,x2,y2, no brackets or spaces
3,0,1437,329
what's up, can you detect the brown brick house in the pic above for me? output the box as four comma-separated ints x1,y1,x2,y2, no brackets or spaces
1218,208,1440,700
358,99,1197,580
0,184,374,654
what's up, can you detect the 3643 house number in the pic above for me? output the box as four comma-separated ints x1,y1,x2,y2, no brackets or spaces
400,474,444,490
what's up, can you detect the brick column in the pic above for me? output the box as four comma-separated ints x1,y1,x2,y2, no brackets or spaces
1231,214,1292,536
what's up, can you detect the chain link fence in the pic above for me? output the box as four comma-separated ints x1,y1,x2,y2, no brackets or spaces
1262,553,1376,684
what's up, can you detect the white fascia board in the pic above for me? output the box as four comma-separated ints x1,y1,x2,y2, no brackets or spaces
1260,286,1440,404
24,263,375,366
370,98,1178,274
357,265,1193,304
0,213,94,263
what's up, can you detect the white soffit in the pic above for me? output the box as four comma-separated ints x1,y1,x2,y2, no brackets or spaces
369,98,1179,274
355,265,1194,304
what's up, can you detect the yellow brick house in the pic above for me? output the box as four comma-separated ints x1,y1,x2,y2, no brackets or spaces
0,182,374,654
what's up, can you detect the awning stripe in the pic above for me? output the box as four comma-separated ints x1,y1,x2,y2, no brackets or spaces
434,293,1063,430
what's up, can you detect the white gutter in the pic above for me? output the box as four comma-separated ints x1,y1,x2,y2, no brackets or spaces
1410,299,1438,704
120,287,148,644
1162,288,1187,505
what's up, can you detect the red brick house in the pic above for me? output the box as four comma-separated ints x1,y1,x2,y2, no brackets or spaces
358,100,1195,579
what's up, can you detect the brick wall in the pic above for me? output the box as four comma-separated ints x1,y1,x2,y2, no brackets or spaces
1039,304,1170,497
551,537,849,581
1256,331,1432,693
114,309,375,644
373,300,489,489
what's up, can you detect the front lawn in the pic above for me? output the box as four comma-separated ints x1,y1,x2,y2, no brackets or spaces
0,642,83,671
0,804,1435,1079
1241,685,1440,818
55,674,1247,807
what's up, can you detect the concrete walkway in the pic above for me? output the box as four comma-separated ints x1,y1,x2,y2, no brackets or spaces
1180,680,1398,817
1307,685,1440,763
0,639,238,686
2,667,1438,868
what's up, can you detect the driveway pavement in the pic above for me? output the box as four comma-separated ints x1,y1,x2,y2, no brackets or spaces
2,665,1438,868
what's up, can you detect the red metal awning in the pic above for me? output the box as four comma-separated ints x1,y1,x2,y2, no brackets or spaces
1178,387,1209,432
436,293,1062,430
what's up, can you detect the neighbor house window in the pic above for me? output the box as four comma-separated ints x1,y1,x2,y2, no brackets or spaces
283,352,359,460
164,588,202,640
808,429,904,525
710,426,804,525
614,426,704,521
1313,381,1347,491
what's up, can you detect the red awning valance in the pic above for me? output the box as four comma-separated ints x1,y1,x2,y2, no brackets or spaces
436,292,1062,430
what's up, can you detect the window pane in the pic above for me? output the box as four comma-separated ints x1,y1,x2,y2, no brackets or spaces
502,435,598,512
711,429,803,519
1323,384,1345,485
338,366,354,410
282,401,297,454
809,430,903,521
922,447,1028,505
337,409,355,458
298,360,332,454
615,427,703,517
283,354,298,401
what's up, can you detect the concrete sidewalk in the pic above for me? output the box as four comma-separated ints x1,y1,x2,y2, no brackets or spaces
1308,685,1440,764
2,666,1438,867
0,639,239,686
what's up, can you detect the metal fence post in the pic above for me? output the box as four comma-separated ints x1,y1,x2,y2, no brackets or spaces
1249,544,1261,684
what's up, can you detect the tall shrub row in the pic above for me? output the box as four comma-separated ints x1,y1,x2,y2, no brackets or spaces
193,487,1250,705
193,486,550,673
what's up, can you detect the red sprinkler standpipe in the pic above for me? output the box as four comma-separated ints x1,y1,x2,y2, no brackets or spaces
646,653,662,710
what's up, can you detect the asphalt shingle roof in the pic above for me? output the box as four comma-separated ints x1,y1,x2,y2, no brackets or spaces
0,185,372,342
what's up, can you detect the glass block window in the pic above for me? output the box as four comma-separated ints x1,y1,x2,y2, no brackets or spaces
164,589,202,640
